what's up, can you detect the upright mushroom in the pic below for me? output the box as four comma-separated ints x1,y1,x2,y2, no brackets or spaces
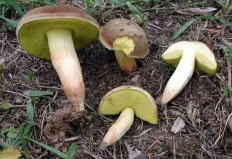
99,18,149,73
16,5,99,114
16,5,100,141
160,41,217,105
99,86,158,149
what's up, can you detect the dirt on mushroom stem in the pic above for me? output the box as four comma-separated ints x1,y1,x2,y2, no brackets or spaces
44,28,85,142
44,102,85,143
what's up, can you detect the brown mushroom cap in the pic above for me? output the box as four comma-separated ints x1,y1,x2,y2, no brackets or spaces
16,5,100,59
99,18,149,58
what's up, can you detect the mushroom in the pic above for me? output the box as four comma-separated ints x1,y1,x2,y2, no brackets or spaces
160,41,217,105
98,86,158,149
16,5,100,113
16,5,100,142
99,18,149,73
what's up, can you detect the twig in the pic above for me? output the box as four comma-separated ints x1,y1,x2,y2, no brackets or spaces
147,22,162,30
3,90,30,99
227,59,231,96
214,112,232,145
83,149,101,159
64,136,81,142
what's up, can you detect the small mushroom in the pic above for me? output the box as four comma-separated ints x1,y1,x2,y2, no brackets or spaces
16,5,100,113
99,18,149,73
99,86,158,149
161,41,217,105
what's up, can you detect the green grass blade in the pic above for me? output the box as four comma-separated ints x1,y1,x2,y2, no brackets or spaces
68,143,77,158
0,16,18,27
84,103,113,122
125,1,146,24
171,19,196,40
223,46,232,62
214,0,225,8
201,15,220,20
9,0,24,17
26,100,34,122
109,0,126,4
26,137,68,159
152,0,161,2
19,124,32,159
227,24,232,30
26,90,53,97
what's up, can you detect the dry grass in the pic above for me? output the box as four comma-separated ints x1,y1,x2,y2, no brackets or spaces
1,0,232,158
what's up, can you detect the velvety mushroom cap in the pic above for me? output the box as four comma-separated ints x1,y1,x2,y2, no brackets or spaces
161,41,217,75
16,5,100,59
99,18,149,58
98,86,158,124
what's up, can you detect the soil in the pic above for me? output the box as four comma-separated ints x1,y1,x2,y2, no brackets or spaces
0,0,232,159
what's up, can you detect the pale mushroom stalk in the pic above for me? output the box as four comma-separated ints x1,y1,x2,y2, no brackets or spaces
160,41,217,105
100,108,134,149
114,50,137,73
99,86,158,149
17,5,100,142
161,50,196,105
47,29,84,111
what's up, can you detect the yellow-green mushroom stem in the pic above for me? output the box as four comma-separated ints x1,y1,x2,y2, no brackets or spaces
114,50,136,73
47,29,84,111
100,107,134,149
161,50,196,105
113,36,136,73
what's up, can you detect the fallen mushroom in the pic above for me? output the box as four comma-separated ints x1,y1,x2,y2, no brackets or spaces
16,5,99,141
99,86,158,149
99,18,149,73
161,41,217,105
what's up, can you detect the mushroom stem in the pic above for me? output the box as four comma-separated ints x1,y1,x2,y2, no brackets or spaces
100,107,134,149
47,29,85,111
114,50,137,73
161,50,196,105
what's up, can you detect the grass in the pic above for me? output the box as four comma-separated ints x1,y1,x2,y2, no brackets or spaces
223,46,232,63
0,0,56,29
1,0,232,158
170,0,232,40
0,90,77,158
0,0,23,28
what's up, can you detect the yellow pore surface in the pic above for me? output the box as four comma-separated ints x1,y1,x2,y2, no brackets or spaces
112,36,135,56
99,86,158,124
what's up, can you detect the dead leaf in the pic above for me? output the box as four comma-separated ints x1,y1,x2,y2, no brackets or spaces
171,117,186,134
124,141,147,159
130,74,141,86
0,58,4,66
0,148,21,159
187,102,199,127
129,13,143,24
177,7,217,15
